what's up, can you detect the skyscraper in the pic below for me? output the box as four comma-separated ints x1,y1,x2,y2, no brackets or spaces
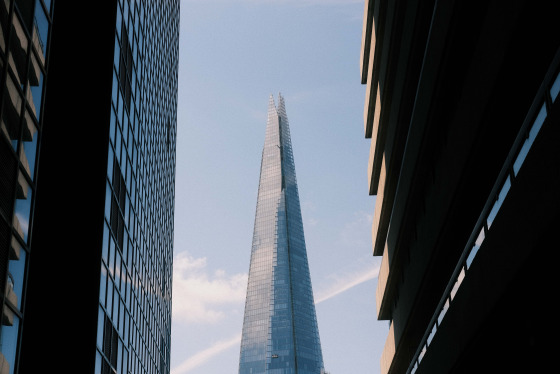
0,1,52,372
238,94,324,374
15,1,179,373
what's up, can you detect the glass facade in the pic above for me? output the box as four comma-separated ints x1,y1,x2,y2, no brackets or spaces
0,1,52,373
239,94,324,374
96,1,178,374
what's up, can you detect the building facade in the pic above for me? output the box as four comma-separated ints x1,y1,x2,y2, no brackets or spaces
360,0,560,373
0,1,52,373
238,94,325,374
15,1,179,373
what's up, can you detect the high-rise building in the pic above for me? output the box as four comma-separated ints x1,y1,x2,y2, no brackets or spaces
360,0,559,373
0,1,52,372
238,94,325,374
14,1,179,373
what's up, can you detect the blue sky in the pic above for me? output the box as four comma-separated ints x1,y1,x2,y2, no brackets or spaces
171,0,388,373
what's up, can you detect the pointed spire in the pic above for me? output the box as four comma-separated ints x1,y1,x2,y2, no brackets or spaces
267,94,278,120
277,92,286,117
239,94,324,374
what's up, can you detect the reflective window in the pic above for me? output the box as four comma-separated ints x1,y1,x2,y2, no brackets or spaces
0,312,20,374
513,103,546,176
13,171,32,242
3,74,23,150
95,2,179,373
21,111,38,179
7,242,26,310
486,175,511,229
28,55,44,120
467,227,485,269
9,16,29,87
33,0,49,57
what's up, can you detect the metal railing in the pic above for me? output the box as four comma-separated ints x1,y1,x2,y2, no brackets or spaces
406,60,559,374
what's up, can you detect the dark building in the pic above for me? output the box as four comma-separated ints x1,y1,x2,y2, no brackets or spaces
238,94,325,374
0,1,52,373
360,0,560,373
4,1,179,373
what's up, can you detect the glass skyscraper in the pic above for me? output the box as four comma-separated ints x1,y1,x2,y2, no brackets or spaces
12,1,179,374
0,1,52,372
238,94,325,374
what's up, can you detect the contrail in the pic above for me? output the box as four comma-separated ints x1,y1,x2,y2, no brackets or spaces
170,333,242,374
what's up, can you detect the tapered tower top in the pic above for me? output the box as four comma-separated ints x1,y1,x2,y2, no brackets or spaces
238,95,325,374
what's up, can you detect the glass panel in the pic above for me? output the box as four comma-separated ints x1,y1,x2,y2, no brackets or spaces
513,139,529,176
102,222,110,264
450,267,465,300
486,176,511,229
100,264,107,306
21,111,38,179
528,103,546,143
9,16,29,87
95,351,102,374
29,54,44,120
112,69,118,106
0,312,20,374
117,338,123,372
119,299,125,335
3,74,23,150
105,181,112,220
7,245,26,310
43,0,52,14
107,278,114,319
513,103,546,176
13,171,32,242
437,299,450,326
114,35,120,71
426,323,437,346
33,0,49,58
116,128,122,166
97,307,105,348
418,345,427,363
109,235,116,277
467,227,485,269
110,108,117,144
115,250,122,290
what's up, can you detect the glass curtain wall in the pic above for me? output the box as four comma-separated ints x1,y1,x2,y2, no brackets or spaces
95,1,178,374
239,94,324,374
0,1,52,373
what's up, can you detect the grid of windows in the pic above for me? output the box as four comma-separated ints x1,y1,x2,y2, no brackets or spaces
96,1,178,374
239,95,324,374
0,1,51,373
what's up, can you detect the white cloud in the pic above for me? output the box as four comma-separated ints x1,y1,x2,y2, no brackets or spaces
314,259,380,304
170,250,379,374
172,252,247,324
171,333,242,374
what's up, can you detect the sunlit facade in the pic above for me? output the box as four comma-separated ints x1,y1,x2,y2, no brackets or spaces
238,94,325,374
0,1,52,373
16,1,179,373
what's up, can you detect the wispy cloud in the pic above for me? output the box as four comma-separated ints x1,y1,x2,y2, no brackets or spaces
172,252,247,324
170,253,379,374
170,333,242,374
314,259,379,304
